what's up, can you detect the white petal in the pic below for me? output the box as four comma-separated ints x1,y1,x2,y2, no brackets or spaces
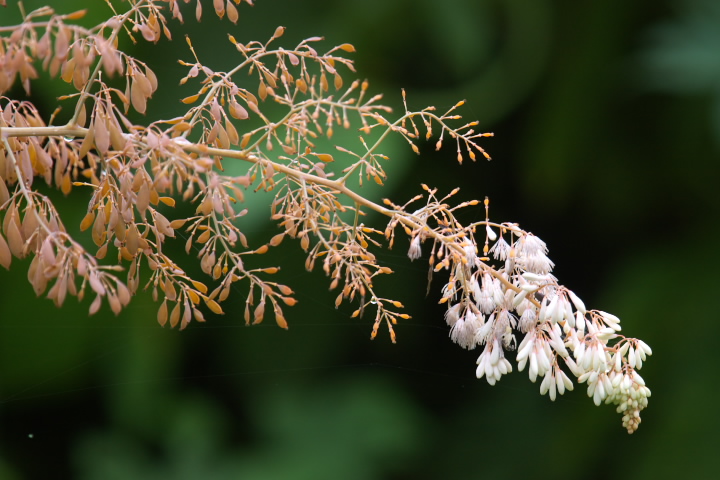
522,272,547,283
599,311,620,325
513,289,529,307
576,312,585,334
637,340,653,356
476,363,486,379
516,336,534,363
518,357,527,372
568,290,586,315
546,296,558,323
490,341,500,365
555,371,565,395
593,386,603,406
540,371,552,395
498,359,509,375
561,370,574,391
486,225,497,241
552,297,565,324
529,352,539,382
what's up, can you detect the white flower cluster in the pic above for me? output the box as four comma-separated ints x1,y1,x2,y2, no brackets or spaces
436,226,652,433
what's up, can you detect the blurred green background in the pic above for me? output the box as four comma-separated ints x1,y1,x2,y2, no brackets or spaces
1,0,717,478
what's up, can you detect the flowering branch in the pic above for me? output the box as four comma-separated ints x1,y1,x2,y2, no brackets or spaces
0,0,651,432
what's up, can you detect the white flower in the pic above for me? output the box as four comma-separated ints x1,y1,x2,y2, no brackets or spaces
521,252,555,275
637,340,653,357
489,236,510,261
519,234,548,256
477,273,498,314
540,369,558,401
518,307,538,333
444,303,462,327
547,323,569,358
475,312,495,345
516,330,536,367
463,243,478,264
514,235,554,274
407,235,422,260
476,338,513,385
437,220,650,432
605,370,651,434
450,310,481,350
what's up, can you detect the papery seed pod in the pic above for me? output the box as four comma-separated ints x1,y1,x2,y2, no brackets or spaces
227,0,239,23
136,182,150,215
94,242,108,259
193,308,205,323
87,294,102,315
116,282,131,306
155,212,174,237
197,229,211,244
107,119,126,152
213,0,224,16
212,262,222,280
95,113,111,154
246,100,259,114
225,118,239,144
269,232,285,247
169,302,181,327
126,224,140,254
206,298,223,314
106,293,121,315
273,26,285,39
229,99,248,120
197,195,213,215
262,70,277,89
185,289,200,305
200,252,214,274
180,300,192,330
50,275,69,307
40,237,56,265
0,178,9,205
164,279,177,301
320,73,328,92
275,309,288,329
157,300,168,326
5,215,25,258
184,284,206,300
78,209,95,231
258,81,267,101
253,301,265,324
130,77,148,114
21,209,39,244
0,233,12,269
